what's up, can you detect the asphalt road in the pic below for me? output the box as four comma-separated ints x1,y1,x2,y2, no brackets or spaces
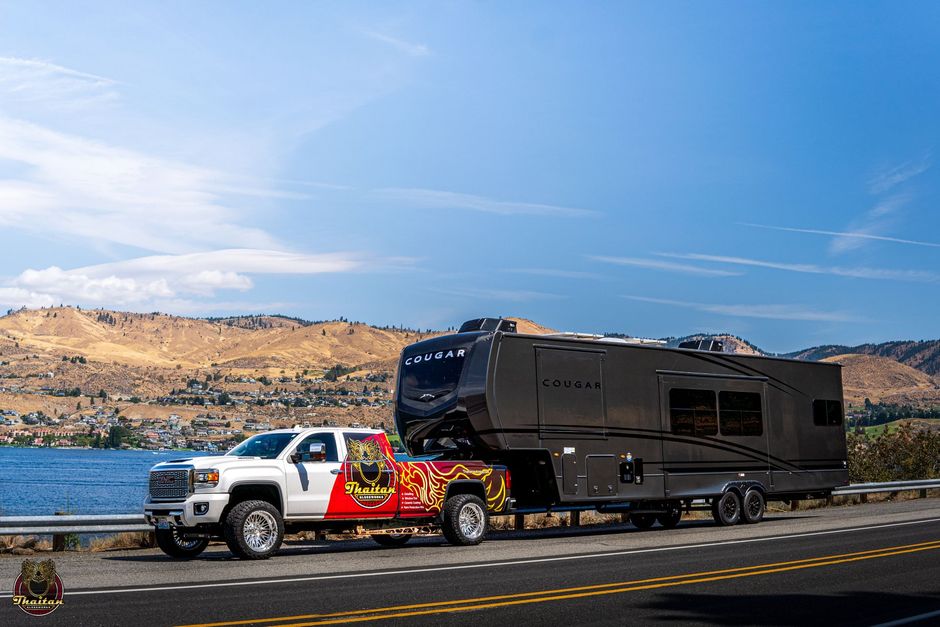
2,499,939,626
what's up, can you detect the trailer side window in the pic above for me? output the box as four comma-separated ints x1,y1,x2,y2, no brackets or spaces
813,399,843,426
718,391,763,436
669,388,717,437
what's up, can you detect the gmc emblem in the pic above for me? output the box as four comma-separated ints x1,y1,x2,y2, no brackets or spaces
159,475,176,485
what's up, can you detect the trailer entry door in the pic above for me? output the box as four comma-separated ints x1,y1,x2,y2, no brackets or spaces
536,347,607,439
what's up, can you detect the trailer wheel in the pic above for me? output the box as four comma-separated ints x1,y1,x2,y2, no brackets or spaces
656,505,683,529
223,499,284,560
441,494,488,546
371,533,412,547
742,489,765,524
711,492,742,526
629,513,656,529
155,528,209,559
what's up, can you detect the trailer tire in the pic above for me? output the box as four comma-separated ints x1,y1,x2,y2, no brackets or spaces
629,513,656,529
711,491,742,526
371,533,412,547
656,505,682,529
223,499,284,560
155,528,209,559
441,494,488,546
742,489,765,524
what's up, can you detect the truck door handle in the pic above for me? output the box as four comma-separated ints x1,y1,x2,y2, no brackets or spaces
330,469,342,475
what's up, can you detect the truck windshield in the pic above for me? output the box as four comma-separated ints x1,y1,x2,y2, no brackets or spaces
227,433,297,459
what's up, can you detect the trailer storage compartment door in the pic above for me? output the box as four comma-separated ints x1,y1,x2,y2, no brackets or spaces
536,347,606,439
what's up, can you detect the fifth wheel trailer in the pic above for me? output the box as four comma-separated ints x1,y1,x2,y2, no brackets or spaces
394,318,849,527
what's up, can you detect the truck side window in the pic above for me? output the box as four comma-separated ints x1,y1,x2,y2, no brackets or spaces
813,400,843,426
669,388,717,437
718,391,763,436
294,433,339,462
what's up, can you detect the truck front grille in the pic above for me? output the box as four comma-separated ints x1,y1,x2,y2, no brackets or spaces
149,470,190,500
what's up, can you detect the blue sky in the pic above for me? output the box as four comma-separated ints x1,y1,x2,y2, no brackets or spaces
0,2,937,352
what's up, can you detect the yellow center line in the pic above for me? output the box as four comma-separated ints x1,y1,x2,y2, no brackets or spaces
177,539,940,627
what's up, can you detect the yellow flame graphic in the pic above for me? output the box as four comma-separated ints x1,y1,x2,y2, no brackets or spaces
398,462,507,513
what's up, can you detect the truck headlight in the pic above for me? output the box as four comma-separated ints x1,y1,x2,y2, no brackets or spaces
194,469,220,487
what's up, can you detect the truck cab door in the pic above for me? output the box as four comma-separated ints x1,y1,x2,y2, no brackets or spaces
283,432,342,518
329,433,399,519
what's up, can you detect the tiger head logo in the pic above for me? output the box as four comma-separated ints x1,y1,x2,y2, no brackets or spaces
21,559,56,599
13,558,64,616
344,437,395,508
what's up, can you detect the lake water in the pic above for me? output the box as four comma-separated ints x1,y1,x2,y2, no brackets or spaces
0,448,209,516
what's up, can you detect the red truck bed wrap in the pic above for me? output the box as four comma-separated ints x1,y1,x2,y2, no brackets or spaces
323,433,508,519
398,461,507,515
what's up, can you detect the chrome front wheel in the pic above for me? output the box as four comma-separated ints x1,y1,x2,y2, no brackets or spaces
244,510,279,552
223,500,284,560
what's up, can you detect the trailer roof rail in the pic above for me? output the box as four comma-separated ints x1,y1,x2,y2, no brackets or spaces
541,331,666,345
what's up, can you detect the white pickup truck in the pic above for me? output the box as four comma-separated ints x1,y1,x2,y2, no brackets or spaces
144,427,510,559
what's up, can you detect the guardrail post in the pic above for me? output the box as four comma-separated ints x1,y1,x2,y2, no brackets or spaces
860,493,868,504
514,514,525,530
790,500,799,511
52,511,67,552
570,511,580,527
620,512,630,524
920,489,928,499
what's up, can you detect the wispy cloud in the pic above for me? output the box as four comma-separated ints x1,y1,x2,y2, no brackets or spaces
0,117,280,254
743,156,932,254
434,287,564,302
590,255,741,277
661,252,940,282
2,250,369,309
624,295,859,322
869,155,931,194
506,268,601,279
0,58,396,314
376,188,598,218
0,56,118,110
739,223,940,249
362,30,430,57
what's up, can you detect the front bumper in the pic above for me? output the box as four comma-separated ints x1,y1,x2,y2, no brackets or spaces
144,493,229,527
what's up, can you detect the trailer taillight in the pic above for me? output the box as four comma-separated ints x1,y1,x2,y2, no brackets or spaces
504,468,511,492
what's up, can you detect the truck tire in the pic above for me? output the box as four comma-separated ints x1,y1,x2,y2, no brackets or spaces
742,489,765,524
155,528,209,559
711,491,742,526
656,504,683,529
441,494,488,546
629,513,656,529
223,499,284,560
371,533,412,547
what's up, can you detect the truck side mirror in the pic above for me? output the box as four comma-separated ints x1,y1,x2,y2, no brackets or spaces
296,442,327,463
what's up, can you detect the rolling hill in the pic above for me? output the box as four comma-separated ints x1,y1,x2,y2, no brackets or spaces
785,340,940,376
821,353,940,406
0,307,432,370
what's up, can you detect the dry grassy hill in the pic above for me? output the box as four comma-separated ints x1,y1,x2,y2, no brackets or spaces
822,353,940,406
0,308,430,370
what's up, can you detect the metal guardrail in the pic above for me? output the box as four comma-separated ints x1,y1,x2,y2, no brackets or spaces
0,479,937,536
831,479,940,496
0,514,149,536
